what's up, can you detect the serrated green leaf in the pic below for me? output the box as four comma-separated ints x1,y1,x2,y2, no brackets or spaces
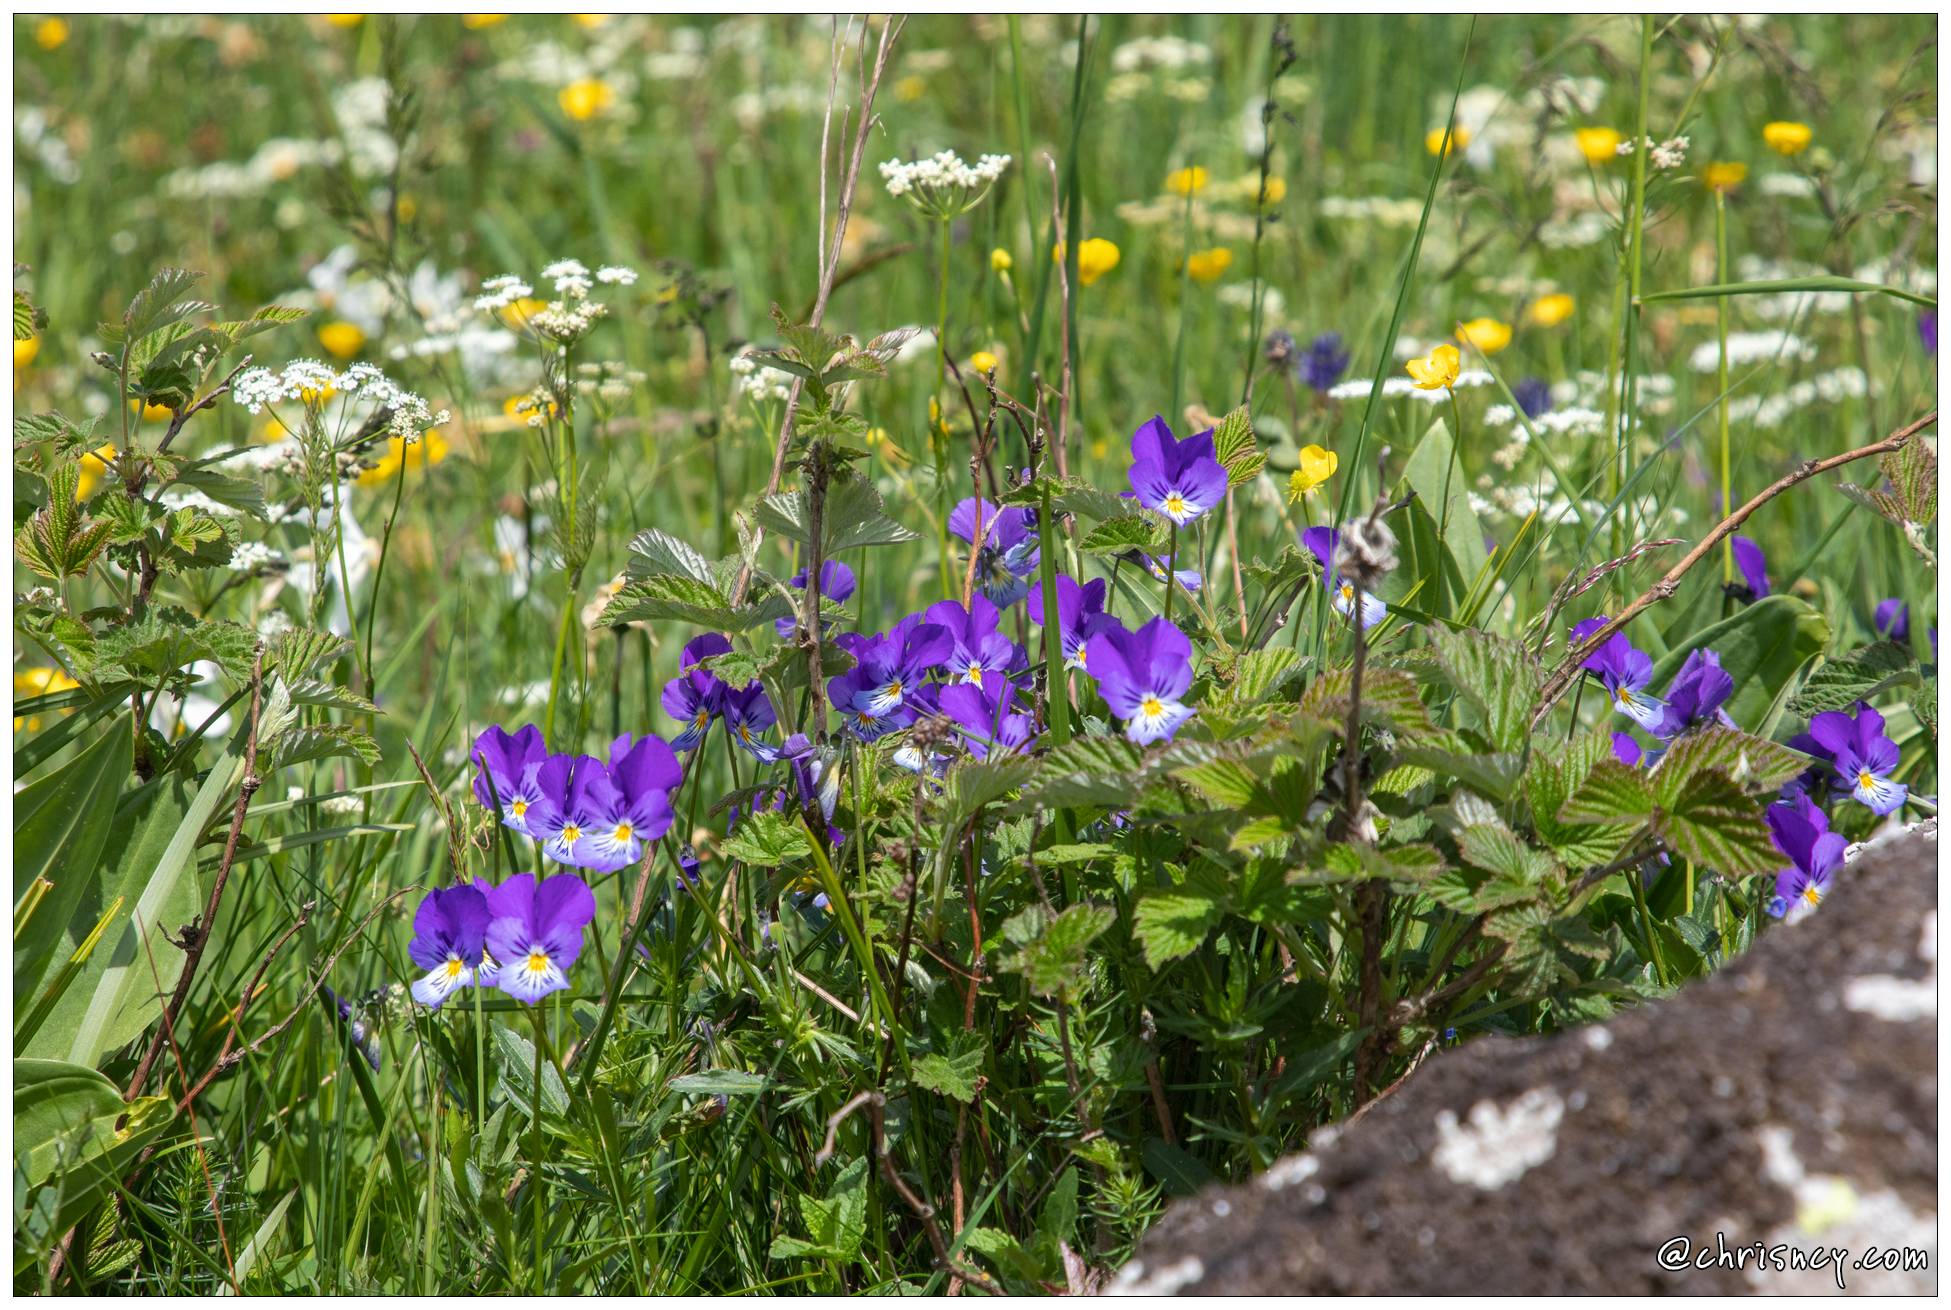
1132,888,1223,967
720,810,811,866
1077,512,1168,555
1786,642,1920,716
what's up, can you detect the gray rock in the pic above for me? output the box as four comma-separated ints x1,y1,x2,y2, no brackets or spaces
1112,823,1938,1295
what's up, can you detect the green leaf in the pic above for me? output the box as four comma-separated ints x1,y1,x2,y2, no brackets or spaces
1530,731,1635,865
1077,512,1168,555
1657,767,1778,876
1650,726,1807,803
912,1038,986,1103
755,474,919,553
720,811,811,866
939,756,1036,830
1428,626,1538,751
1399,417,1488,613
998,902,1114,998
1299,666,1434,736
1557,759,1655,825
1212,405,1264,486
13,726,133,1003
1787,642,1920,716
492,1025,569,1119
1132,888,1223,967
1021,735,1146,809
1216,647,1300,707
14,1061,174,1266
622,526,715,583
1436,822,1562,911
1316,841,1446,890
668,1069,771,1096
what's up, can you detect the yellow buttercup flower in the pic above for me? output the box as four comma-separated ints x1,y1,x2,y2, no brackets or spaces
571,13,609,27
1185,247,1232,284
989,247,1013,273
15,666,80,731
128,398,174,422
970,350,999,375
498,297,548,330
1762,121,1812,156
1165,166,1209,197
1526,294,1575,328
1287,445,1338,500
1053,238,1121,287
324,14,365,28
1425,124,1471,158
34,17,69,49
1455,317,1512,355
461,14,506,29
559,78,615,122
1703,160,1748,192
317,320,366,360
1405,343,1461,390
75,443,117,501
357,427,451,487
1256,175,1287,207
14,335,40,371
894,75,926,103
1574,127,1622,164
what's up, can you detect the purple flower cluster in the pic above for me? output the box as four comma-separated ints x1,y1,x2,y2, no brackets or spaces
950,497,1039,609
775,560,857,641
1575,620,1734,744
1297,332,1351,392
472,723,683,872
660,635,781,761
407,871,597,1008
1790,701,1908,816
1762,792,1846,920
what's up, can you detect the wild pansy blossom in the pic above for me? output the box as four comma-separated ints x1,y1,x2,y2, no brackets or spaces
524,754,611,867
472,723,548,831
584,733,682,871
925,595,1024,686
485,872,597,1004
1084,615,1196,745
949,497,1040,609
721,682,782,762
407,884,496,1010
1763,792,1846,920
775,560,856,640
1302,526,1387,629
1651,648,1735,738
1875,599,1910,642
1126,415,1227,527
938,670,1037,759
662,633,732,751
1730,536,1770,600
1578,629,1665,733
1029,575,1111,672
833,615,951,720
1791,702,1908,816
1130,551,1203,595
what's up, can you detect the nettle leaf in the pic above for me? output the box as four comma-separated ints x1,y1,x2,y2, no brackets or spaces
623,526,715,583
1173,758,1258,809
912,1035,986,1103
939,756,1037,830
1435,823,1562,912
721,810,812,866
1485,906,1611,995
1787,643,1920,716
15,287,46,340
1650,726,1807,802
118,267,210,345
154,506,236,572
1298,666,1434,736
283,678,381,716
1557,759,1655,825
998,902,1114,998
756,475,918,553
1393,737,1525,803
267,626,348,680
1428,627,1539,751
1530,731,1635,866
1212,405,1265,487
1133,881,1225,968
1216,647,1300,708
14,463,113,581
1656,767,1778,875
1020,735,1146,809
1077,511,1168,555
95,609,256,682
601,575,745,630
14,410,100,455
1315,841,1446,890
267,723,380,770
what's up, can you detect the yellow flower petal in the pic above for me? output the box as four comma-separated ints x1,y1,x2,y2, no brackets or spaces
1762,121,1812,156
1526,294,1575,329
1703,160,1748,192
1405,343,1461,390
1165,166,1209,196
558,78,615,122
1425,124,1471,158
1288,444,1338,500
317,320,366,360
1574,127,1622,164
1455,317,1512,355
1185,247,1233,284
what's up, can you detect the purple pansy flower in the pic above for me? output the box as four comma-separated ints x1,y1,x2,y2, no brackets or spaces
1611,731,1644,767
949,497,1040,609
485,872,597,1004
1791,702,1908,815
1029,575,1112,673
1298,332,1351,392
826,667,916,741
407,884,496,1010
1731,536,1770,600
1083,615,1196,745
774,560,857,640
661,634,733,751
1302,526,1387,629
583,733,682,872
471,724,548,832
1874,598,1910,642
925,595,1025,687
523,754,611,867
1583,631,1666,732
839,615,952,718
1570,617,1611,669
720,682,782,762
1651,647,1735,738
938,670,1037,759
1512,376,1553,418
1126,415,1228,527
1131,551,1203,595
1763,792,1847,920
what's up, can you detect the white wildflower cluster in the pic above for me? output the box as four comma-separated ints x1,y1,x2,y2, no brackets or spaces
573,360,648,404
230,360,450,442
15,106,80,185
1686,330,1817,373
1539,211,1612,249
1108,35,1211,73
160,137,343,201
1616,135,1689,169
1725,367,1869,429
1548,370,1676,414
228,540,285,573
477,259,634,344
729,84,826,128
1759,172,1818,199
322,794,365,817
879,150,1011,219
1323,371,1497,404
1318,196,1426,228
1484,404,1608,438
730,352,795,405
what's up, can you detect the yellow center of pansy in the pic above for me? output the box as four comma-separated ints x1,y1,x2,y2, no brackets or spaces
613,823,633,843
1141,696,1164,718
510,798,527,818
1165,493,1188,516
560,824,581,843
526,950,550,974
446,957,465,979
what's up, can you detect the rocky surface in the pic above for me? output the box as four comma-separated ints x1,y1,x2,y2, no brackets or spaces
1111,822,1938,1295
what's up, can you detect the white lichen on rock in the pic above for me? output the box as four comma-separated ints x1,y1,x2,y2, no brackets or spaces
1430,1087,1566,1190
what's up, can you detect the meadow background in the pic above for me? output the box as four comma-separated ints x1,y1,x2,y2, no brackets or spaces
11,12,1939,1295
